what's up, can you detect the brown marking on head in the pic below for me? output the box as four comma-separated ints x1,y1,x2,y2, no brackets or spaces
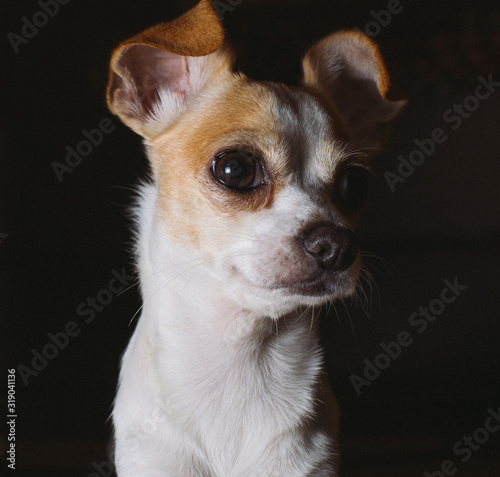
147,78,293,248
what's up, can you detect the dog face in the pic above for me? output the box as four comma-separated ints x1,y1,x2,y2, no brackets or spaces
107,0,404,315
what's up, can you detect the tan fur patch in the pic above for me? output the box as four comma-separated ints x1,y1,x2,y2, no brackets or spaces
148,77,291,248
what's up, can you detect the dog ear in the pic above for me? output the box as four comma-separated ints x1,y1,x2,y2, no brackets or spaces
302,31,406,155
107,0,231,138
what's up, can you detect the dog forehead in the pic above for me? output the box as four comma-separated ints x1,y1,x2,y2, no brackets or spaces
264,82,350,186
150,76,351,197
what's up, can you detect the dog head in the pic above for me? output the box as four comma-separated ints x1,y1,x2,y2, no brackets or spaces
107,0,404,316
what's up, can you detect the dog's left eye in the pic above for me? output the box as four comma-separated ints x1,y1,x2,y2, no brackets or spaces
337,166,370,209
212,152,264,190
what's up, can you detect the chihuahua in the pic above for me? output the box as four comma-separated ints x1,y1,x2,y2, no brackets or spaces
107,1,404,475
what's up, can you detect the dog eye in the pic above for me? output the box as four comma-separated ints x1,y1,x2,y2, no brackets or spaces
212,152,264,190
337,166,370,209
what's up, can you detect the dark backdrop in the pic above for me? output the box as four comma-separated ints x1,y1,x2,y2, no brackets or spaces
3,1,500,475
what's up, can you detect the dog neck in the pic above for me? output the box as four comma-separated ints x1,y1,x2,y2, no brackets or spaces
133,182,325,433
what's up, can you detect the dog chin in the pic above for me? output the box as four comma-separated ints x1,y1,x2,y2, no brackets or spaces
227,262,360,316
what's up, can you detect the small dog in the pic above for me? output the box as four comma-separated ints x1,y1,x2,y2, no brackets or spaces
107,1,404,475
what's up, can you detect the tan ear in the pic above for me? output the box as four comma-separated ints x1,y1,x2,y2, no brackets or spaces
302,31,406,155
106,0,230,138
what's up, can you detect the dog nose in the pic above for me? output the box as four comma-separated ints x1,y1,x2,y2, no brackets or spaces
302,226,358,271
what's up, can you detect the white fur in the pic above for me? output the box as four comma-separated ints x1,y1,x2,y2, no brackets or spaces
113,178,350,476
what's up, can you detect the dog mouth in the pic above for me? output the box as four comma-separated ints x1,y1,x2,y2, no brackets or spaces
272,270,357,298
228,263,358,301
225,226,360,301
278,280,334,297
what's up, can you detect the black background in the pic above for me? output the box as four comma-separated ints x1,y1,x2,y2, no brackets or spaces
3,0,500,475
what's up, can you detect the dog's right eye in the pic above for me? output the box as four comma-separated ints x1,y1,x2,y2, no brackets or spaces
336,166,370,210
212,152,264,191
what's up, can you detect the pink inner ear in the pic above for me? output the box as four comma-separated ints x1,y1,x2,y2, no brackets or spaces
116,44,190,116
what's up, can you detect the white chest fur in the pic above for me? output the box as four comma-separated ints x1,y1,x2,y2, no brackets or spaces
112,184,339,476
